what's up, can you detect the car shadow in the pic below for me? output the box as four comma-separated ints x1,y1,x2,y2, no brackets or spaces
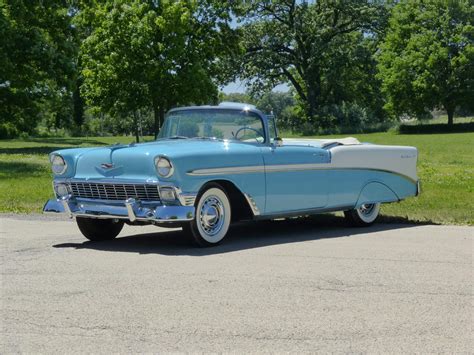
53,214,435,256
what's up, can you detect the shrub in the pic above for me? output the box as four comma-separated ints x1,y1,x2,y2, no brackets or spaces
0,123,20,139
398,122,474,134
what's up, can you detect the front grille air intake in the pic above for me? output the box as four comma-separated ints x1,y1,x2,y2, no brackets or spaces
69,182,160,201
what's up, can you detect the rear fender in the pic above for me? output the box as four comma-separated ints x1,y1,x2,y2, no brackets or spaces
356,181,399,208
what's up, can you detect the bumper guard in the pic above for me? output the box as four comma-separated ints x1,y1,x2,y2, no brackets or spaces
43,196,194,223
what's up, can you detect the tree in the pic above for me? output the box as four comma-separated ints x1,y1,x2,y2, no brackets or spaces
0,0,77,136
80,0,238,138
219,92,254,105
377,0,474,125
238,0,387,123
255,91,296,118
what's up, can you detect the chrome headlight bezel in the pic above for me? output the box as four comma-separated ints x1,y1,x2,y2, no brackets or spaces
53,182,70,198
50,154,67,175
154,156,174,178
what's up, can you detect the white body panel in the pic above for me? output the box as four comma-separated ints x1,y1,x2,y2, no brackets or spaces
284,137,361,148
283,138,418,182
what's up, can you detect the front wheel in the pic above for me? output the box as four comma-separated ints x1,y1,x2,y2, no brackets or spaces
183,185,232,247
344,203,381,227
76,217,124,241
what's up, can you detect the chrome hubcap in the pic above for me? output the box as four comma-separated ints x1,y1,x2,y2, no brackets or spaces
359,204,375,216
199,196,225,236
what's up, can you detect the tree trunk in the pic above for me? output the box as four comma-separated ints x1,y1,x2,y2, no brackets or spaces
132,111,140,143
305,70,320,123
153,100,160,139
307,88,316,119
159,106,165,136
72,78,84,128
447,106,454,126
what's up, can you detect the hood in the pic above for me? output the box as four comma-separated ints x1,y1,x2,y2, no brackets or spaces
54,139,263,182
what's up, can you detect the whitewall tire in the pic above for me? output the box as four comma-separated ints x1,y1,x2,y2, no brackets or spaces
344,203,381,227
184,185,231,247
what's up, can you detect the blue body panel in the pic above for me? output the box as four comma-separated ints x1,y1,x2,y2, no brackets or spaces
50,106,417,219
261,145,330,213
52,138,417,217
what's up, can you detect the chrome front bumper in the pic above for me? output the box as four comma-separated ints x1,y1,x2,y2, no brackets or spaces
43,197,194,223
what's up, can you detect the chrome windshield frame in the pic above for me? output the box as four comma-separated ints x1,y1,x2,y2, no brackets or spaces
159,106,270,146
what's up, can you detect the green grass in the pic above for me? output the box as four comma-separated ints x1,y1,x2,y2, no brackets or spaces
402,115,474,125
0,133,473,225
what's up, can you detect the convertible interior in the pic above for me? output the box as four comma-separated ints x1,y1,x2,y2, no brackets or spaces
283,137,361,149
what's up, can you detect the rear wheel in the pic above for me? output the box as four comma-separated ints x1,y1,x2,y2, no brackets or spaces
76,217,124,241
344,203,381,227
183,184,231,247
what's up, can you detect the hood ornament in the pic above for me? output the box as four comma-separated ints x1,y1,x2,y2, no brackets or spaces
96,163,123,176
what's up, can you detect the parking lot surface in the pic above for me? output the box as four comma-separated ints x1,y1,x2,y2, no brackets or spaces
1,215,472,352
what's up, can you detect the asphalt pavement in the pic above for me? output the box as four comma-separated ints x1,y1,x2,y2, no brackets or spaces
1,215,472,353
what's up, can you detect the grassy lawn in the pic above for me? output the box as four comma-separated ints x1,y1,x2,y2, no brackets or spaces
401,115,474,125
0,132,472,225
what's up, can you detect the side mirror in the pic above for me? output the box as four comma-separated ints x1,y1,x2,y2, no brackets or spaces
274,137,283,147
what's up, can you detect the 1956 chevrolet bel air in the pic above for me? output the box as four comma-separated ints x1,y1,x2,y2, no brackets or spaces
44,102,420,246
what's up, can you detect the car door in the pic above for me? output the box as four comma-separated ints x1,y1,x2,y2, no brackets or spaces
261,144,330,214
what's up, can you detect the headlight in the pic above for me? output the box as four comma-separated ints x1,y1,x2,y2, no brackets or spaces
50,154,67,175
155,156,174,178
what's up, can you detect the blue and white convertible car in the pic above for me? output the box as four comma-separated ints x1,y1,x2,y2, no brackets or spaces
44,103,420,246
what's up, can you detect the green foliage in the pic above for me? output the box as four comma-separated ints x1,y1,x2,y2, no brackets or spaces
211,127,224,139
377,0,474,125
0,1,78,136
80,0,238,138
239,0,388,124
255,91,296,118
220,90,296,118
219,92,254,105
178,121,200,137
1,0,472,138
279,102,393,135
398,122,474,134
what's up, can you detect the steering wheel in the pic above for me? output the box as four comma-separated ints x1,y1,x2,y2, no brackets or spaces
234,126,263,142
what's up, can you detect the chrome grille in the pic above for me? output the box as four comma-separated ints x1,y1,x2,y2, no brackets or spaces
69,182,160,201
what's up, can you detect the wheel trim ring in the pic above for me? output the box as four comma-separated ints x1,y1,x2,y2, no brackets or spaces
356,203,379,223
199,195,225,237
359,204,375,215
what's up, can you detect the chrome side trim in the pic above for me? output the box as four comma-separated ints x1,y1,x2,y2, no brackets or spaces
243,193,260,216
254,205,354,220
162,186,196,206
187,165,265,176
265,163,332,173
178,194,196,207
187,165,418,184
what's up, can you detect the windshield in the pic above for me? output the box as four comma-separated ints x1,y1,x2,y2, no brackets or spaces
158,109,266,143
